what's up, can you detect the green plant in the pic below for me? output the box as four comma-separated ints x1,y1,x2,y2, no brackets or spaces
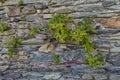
5,37,24,58
48,14,95,54
30,27,40,36
18,0,24,6
48,14,106,68
54,55,61,63
48,14,73,43
85,52,106,68
0,22,9,33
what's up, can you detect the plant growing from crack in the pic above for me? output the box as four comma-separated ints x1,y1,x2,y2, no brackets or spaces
48,14,105,67
5,36,24,58
18,0,24,6
85,51,106,68
29,27,40,37
0,22,9,33
54,55,61,63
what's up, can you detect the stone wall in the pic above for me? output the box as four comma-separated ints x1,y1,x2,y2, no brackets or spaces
0,0,120,80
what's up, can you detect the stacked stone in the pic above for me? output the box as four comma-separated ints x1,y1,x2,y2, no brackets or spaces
0,0,120,80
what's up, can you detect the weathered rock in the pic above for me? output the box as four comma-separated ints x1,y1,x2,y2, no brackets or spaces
0,65,9,71
54,6,72,13
71,65,105,73
43,72,61,79
5,6,20,17
21,38,45,45
93,74,107,80
106,66,120,73
30,52,54,62
110,47,120,53
35,34,47,40
97,29,120,35
23,46,38,51
23,72,43,78
82,74,93,79
102,0,116,7
22,5,36,15
26,14,41,22
43,14,52,19
18,56,28,61
0,29,15,36
3,72,22,79
107,53,120,66
39,43,55,53
93,39,111,50
100,17,120,28
0,48,8,54
109,5,120,10
17,29,29,38
63,73,80,79
35,3,48,9
109,74,120,80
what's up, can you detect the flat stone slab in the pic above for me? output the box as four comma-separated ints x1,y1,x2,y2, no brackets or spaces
110,47,120,53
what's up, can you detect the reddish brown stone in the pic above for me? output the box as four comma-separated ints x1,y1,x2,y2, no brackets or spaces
96,45,111,50
100,17,120,28
6,6,21,17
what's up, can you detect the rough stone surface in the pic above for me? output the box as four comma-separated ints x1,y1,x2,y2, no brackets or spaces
43,72,61,79
0,0,120,79
5,6,21,17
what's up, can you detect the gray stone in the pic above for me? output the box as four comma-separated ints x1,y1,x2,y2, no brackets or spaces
21,38,45,45
22,5,36,15
97,29,120,34
54,6,72,13
0,65,9,71
109,74,120,80
107,53,120,66
43,14,52,19
23,72,43,78
106,66,120,73
94,77,102,80
18,56,28,60
30,53,54,62
82,74,93,79
93,74,107,80
63,73,80,79
71,65,105,73
0,14,5,19
23,46,38,51
0,48,8,54
102,0,116,7
75,3,103,12
73,12,98,18
110,47,120,53
94,39,109,45
3,0,46,5
0,10,5,15
43,72,61,79
35,3,47,9
3,72,22,79
74,0,99,5
109,5,120,10
17,29,30,38
35,34,47,40
96,13,118,18
5,6,20,17
26,14,42,23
